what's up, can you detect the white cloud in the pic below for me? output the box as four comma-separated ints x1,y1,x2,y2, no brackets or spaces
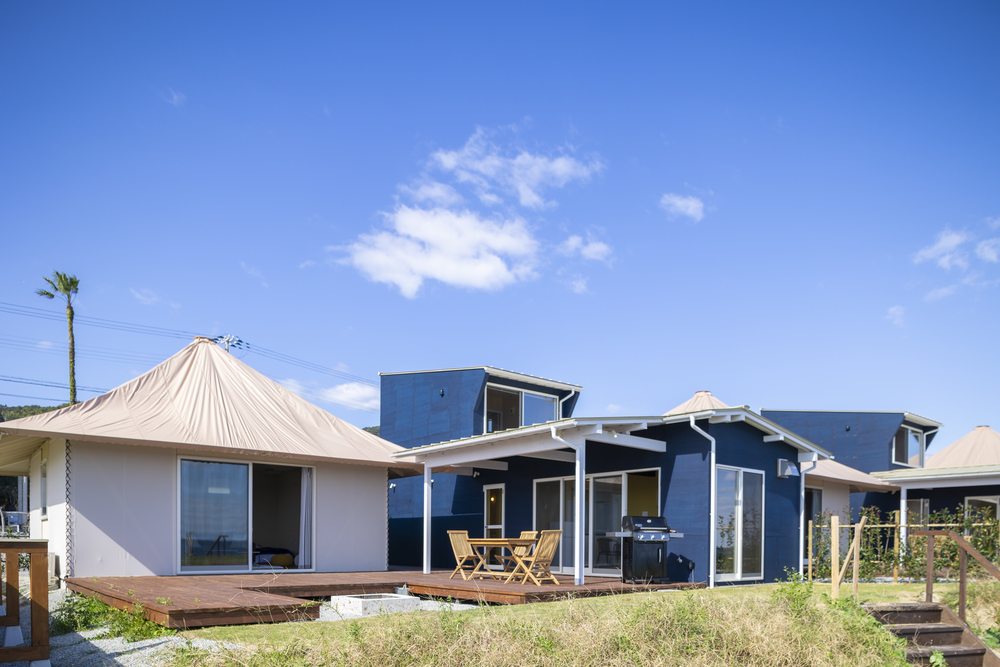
885,305,905,326
987,216,1000,230
925,285,958,301
280,379,380,411
298,260,317,269
975,238,1000,263
240,262,268,288
398,180,463,207
559,234,612,262
36,340,53,350
913,228,969,270
163,88,186,107
319,382,380,411
606,404,623,414
431,128,603,209
130,288,160,305
344,205,539,298
659,193,705,222
569,275,588,294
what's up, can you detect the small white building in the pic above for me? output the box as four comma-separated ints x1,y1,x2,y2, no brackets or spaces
0,337,420,581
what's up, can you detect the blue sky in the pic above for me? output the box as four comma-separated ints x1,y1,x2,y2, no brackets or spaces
1,2,997,454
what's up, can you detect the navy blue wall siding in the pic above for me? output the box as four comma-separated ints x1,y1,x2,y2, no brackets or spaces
762,411,905,474
381,369,488,450
713,421,802,584
909,484,1000,515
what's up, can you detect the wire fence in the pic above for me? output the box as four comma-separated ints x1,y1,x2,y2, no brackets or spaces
807,505,1000,582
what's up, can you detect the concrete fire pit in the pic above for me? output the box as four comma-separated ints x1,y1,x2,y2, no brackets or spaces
330,593,420,617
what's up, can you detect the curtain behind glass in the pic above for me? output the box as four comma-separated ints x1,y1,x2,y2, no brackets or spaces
298,467,313,569
181,460,249,571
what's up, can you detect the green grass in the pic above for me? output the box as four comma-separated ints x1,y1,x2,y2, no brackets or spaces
167,580,921,667
52,592,176,643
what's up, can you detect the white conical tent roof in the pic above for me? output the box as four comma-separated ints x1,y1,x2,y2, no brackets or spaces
926,425,1000,468
664,390,730,416
0,337,418,474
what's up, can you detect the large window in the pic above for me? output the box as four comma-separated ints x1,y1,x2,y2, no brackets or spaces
179,458,314,573
893,427,924,467
907,498,929,525
485,385,558,433
715,466,764,581
965,496,999,520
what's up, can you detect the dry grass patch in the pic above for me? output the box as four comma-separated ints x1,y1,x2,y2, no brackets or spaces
169,581,911,667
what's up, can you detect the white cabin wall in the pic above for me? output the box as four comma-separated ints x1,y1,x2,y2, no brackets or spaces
807,479,852,553
73,442,177,577
314,462,388,572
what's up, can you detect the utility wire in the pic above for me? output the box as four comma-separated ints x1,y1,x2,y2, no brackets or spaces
0,375,107,393
0,392,69,403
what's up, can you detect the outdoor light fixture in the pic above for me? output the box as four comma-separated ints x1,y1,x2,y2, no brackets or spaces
389,483,396,492
440,389,445,397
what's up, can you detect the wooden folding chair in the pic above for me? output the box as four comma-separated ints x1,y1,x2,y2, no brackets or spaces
498,531,538,572
447,530,482,580
509,529,562,586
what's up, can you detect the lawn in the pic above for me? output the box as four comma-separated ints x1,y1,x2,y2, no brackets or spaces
164,581,990,666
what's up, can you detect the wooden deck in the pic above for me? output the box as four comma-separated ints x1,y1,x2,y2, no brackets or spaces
66,571,704,628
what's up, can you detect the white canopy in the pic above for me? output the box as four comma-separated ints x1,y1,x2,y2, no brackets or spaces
927,425,1000,468
0,337,419,476
664,390,730,416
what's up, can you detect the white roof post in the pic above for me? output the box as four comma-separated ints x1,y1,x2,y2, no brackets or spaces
575,441,586,585
423,465,432,575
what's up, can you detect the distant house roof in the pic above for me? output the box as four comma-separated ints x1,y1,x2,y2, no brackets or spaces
805,459,899,493
926,425,1000,468
0,337,420,476
871,464,1000,489
664,391,730,416
378,366,583,392
760,409,942,430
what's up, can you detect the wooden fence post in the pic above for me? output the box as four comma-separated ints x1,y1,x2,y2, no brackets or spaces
893,510,900,584
831,514,840,598
925,533,934,603
807,519,814,582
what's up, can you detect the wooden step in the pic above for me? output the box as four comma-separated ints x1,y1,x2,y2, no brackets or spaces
887,623,970,647
906,644,987,667
864,602,944,625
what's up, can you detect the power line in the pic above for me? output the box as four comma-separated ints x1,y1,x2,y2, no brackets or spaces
0,392,68,403
0,375,107,393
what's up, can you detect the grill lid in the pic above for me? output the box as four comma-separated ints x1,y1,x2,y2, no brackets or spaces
622,515,671,532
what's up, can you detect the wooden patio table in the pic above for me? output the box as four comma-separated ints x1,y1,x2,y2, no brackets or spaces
465,538,537,582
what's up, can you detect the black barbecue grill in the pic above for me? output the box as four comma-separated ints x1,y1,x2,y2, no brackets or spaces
611,516,684,584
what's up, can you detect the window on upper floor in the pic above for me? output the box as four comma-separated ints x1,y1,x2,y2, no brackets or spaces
40,460,48,518
485,384,558,433
892,426,924,467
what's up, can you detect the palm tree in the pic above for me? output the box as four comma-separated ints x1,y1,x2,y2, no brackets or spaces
36,272,80,404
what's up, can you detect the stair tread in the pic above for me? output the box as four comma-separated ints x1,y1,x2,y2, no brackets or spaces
887,623,965,633
906,644,987,657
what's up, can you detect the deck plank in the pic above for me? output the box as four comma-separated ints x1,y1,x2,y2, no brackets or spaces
66,571,705,628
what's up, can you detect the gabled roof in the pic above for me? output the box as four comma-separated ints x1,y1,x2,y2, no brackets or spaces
664,391,729,416
761,409,941,430
926,425,1000,468
805,459,899,493
0,337,419,475
379,367,582,392
872,464,1000,482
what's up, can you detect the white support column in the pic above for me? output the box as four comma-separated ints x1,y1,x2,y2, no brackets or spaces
423,465,432,575
900,487,908,545
574,442,586,585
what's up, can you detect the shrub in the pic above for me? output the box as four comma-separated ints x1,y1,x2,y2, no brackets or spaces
51,593,175,642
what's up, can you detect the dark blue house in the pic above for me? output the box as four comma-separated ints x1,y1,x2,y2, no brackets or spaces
383,370,832,588
761,410,942,521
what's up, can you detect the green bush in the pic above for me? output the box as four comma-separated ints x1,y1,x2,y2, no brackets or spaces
51,593,175,642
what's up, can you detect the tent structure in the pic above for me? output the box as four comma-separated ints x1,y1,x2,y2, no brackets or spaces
926,425,1000,468
663,390,730,415
0,337,420,580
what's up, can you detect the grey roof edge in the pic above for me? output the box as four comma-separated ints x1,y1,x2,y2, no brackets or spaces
871,464,1000,480
391,407,832,459
759,409,942,429
378,367,583,391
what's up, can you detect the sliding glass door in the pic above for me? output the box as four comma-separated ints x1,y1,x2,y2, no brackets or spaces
715,466,764,582
533,468,659,577
179,458,315,573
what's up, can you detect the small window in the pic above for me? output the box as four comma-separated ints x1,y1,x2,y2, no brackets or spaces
485,385,558,433
893,427,924,467
906,498,929,525
40,460,48,518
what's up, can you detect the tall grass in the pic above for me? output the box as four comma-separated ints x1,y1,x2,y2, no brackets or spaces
169,583,908,667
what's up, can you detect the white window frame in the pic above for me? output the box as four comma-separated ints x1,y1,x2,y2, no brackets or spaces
483,382,559,434
483,483,506,570
906,497,930,525
176,455,317,575
714,465,766,583
531,467,661,578
964,496,1000,520
892,426,925,468
40,458,48,520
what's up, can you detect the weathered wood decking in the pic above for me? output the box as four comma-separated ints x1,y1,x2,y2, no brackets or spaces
66,571,704,628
